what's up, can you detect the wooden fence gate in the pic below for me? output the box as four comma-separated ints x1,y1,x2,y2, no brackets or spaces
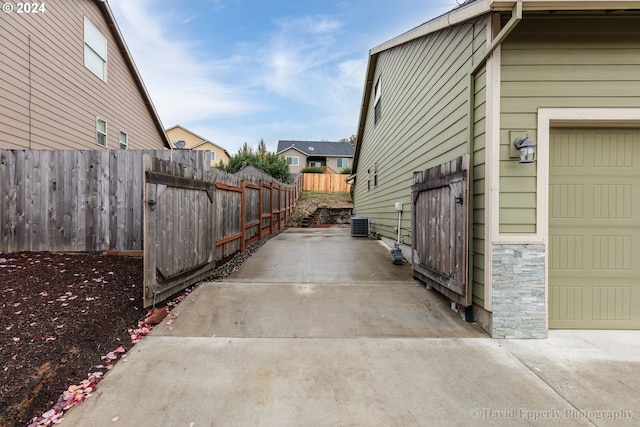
411,155,469,306
143,155,216,307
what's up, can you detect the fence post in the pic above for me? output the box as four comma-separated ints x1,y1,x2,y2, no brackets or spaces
273,185,278,232
268,182,274,235
258,180,263,241
240,180,246,252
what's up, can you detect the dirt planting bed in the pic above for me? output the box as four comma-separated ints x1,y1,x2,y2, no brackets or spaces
0,252,143,426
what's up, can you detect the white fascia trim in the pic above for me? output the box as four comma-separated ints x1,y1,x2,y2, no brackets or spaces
371,1,640,56
276,146,307,156
371,0,491,55
492,1,640,11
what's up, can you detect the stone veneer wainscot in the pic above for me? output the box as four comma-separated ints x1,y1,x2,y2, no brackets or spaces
491,244,546,339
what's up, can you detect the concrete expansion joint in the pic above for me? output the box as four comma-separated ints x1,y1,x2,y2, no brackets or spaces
211,281,420,286
504,350,579,412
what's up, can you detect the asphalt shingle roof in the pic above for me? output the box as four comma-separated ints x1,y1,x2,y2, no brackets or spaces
276,140,354,157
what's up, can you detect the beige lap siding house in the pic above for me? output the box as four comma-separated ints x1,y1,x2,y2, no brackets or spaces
0,0,171,150
351,0,640,338
277,140,354,174
166,125,231,166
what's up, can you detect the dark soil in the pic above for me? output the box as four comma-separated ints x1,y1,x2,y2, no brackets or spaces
0,252,143,426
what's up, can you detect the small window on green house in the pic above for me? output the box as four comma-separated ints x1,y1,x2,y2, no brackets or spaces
374,77,381,124
367,168,371,190
96,118,107,147
373,162,378,187
119,131,127,149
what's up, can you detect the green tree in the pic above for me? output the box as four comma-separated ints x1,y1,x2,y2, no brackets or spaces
261,152,290,183
257,138,267,161
217,140,290,183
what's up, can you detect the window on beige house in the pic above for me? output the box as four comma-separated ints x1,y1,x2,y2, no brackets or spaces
286,156,299,166
119,131,128,149
84,17,107,80
337,158,349,168
210,151,216,162
96,118,107,147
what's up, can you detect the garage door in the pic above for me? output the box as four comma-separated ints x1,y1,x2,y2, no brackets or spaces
549,128,640,329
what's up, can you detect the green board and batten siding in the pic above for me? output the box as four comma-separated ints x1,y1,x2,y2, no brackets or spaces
472,67,488,307
499,15,640,233
354,17,489,307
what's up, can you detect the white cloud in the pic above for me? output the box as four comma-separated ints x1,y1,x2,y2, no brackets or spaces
259,14,364,114
275,16,343,34
338,58,367,89
109,0,263,126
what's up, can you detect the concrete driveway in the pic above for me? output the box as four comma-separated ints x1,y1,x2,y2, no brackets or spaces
62,228,640,426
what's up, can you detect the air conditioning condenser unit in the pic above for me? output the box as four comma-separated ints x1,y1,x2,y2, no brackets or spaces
350,217,369,237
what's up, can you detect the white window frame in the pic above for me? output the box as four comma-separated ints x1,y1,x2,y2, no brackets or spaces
286,156,299,166
337,158,349,168
210,151,216,162
119,131,128,149
96,118,107,147
309,161,322,168
374,77,382,124
373,162,378,187
84,17,107,80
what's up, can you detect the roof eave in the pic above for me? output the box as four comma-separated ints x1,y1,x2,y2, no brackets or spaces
166,124,230,154
372,0,640,55
371,0,492,56
276,145,308,156
352,53,378,175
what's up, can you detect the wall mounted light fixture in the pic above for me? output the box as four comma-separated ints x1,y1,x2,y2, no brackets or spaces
514,136,536,163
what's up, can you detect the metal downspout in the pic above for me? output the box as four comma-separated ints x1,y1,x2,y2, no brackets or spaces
466,1,523,311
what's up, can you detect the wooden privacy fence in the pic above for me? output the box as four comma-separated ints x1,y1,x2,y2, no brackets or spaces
0,149,211,253
143,155,216,307
411,155,469,306
213,169,302,262
0,149,302,263
303,173,351,192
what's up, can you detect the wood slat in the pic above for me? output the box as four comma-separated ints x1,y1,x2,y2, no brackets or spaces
412,155,469,306
303,173,351,192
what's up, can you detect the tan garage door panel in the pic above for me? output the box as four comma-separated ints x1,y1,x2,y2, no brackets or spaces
549,128,640,329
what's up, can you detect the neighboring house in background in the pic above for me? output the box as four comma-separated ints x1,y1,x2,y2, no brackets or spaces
351,0,640,338
276,140,354,174
0,0,171,150
236,164,275,182
166,125,230,166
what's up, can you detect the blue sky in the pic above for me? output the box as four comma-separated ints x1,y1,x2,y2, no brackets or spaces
108,0,456,154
